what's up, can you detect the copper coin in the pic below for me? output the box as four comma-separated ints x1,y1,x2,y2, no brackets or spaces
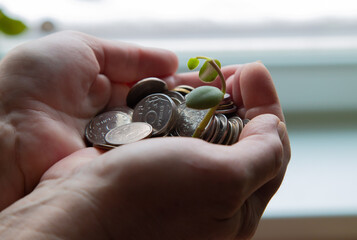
172,87,191,96
175,85,195,92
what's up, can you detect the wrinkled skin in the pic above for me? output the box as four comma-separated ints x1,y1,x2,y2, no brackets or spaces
0,31,290,239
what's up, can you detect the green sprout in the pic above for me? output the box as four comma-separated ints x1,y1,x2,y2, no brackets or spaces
185,56,226,138
0,9,27,36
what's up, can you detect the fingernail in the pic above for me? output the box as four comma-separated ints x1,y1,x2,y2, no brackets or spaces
277,121,286,141
256,60,263,64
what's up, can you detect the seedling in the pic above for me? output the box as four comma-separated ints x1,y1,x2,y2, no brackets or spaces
185,56,226,138
0,9,27,35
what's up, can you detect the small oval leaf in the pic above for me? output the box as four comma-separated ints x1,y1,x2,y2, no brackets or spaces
198,59,221,83
185,86,224,109
0,10,27,35
214,59,222,68
187,58,200,70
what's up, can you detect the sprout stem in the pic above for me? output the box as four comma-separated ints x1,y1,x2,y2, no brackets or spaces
191,56,226,138
196,56,226,94
192,105,218,138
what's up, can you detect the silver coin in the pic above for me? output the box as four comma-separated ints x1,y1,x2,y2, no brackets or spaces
108,106,134,118
227,119,239,145
220,93,232,105
105,122,152,146
211,114,228,144
222,120,234,145
126,77,168,108
243,118,250,127
228,116,244,144
93,143,116,150
175,103,210,137
132,93,177,136
235,116,244,135
200,114,218,141
170,97,182,107
164,90,185,105
85,111,132,145
216,104,237,115
206,114,219,142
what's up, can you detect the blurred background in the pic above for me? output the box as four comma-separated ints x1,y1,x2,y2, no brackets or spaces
1,0,357,239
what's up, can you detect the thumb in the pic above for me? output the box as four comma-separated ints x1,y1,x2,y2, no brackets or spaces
230,114,286,197
40,148,104,181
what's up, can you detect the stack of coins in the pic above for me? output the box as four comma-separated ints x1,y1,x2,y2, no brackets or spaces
85,77,249,149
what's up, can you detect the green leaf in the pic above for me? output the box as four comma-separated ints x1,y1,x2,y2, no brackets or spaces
185,86,224,109
198,59,221,83
187,58,200,70
0,9,27,35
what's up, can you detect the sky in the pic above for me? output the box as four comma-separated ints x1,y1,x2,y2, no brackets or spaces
1,0,357,25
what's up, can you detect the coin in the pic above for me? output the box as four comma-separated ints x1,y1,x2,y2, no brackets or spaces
222,120,234,145
93,143,116,150
133,93,177,136
172,87,191,96
174,104,210,137
235,116,244,135
126,77,168,108
85,111,132,145
207,114,221,143
215,114,229,144
220,93,232,105
105,122,152,146
86,82,249,148
164,90,185,105
108,106,134,118
200,114,217,141
243,118,250,127
228,116,244,144
175,85,195,92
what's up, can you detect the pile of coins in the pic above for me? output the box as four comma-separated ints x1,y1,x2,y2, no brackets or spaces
85,77,249,150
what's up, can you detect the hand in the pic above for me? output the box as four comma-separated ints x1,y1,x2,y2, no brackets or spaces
0,33,290,240
0,31,178,209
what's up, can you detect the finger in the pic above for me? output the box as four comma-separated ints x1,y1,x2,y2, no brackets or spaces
87,36,179,83
231,62,284,121
164,65,240,89
87,74,112,110
229,114,286,198
105,82,131,109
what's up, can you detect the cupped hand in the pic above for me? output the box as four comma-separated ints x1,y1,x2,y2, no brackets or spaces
0,52,290,239
0,31,178,209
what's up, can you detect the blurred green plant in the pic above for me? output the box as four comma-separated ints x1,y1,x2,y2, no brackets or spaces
0,9,27,35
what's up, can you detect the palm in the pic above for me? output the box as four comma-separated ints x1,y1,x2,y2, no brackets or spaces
38,60,290,239
0,31,177,197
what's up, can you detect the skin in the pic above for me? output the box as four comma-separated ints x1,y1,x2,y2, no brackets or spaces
0,31,290,239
